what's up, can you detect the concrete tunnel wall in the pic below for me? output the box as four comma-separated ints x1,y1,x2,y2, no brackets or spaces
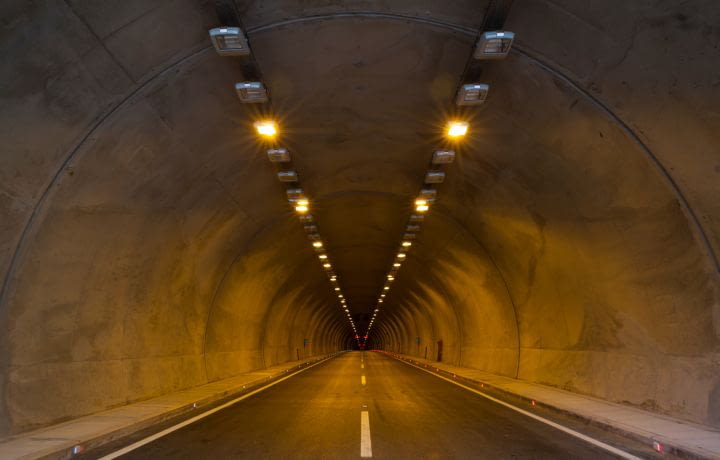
0,0,719,435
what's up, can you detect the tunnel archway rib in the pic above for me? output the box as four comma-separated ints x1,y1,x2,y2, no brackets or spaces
0,1,718,436
241,11,718,278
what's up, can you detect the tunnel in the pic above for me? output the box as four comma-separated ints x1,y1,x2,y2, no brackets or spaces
1,0,719,458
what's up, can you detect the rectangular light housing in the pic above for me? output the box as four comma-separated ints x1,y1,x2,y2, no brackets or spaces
235,82,268,103
277,171,298,182
406,224,420,232
425,171,445,184
209,27,250,56
409,214,424,223
286,188,303,201
474,31,515,59
432,150,455,164
304,225,318,233
419,189,437,202
299,214,313,223
403,233,416,240
267,148,290,162
456,83,489,106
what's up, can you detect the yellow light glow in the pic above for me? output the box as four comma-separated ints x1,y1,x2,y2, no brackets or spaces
446,121,468,138
416,204,429,212
381,294,385,298
397,253,406,259
312,241,323,248
319,254,327,259
323,263,331,268
402,241,412,247
384,286,390,290
297,199,309,206
415,199,427,206
295,205,309,213
254,120,278,137
387,275,394,280
393,263,401,267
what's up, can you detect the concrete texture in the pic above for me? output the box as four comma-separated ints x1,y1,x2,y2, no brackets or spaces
0,0,718,439
0,353,340,459
386,351,720,459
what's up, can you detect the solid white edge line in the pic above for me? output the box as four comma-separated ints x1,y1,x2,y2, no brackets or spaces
360,410,372,458
100,355,339,459
391,355,641,460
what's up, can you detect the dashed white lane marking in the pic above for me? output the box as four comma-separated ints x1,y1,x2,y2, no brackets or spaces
99,357,335,459
396,358,641,460
361,375,367,386
360,411,372,457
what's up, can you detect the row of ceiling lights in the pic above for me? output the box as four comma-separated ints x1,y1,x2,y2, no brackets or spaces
361,30,516,346
208,25,360,346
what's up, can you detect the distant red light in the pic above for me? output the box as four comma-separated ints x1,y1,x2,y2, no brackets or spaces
653,441,665,453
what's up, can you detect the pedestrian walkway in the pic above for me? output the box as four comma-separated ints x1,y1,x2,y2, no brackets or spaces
384,351,720,460
0,353,342,459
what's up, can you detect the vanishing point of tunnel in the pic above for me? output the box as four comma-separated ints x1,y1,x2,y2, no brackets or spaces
0,1,719,459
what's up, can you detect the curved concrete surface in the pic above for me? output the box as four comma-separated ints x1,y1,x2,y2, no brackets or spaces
0,0,718,436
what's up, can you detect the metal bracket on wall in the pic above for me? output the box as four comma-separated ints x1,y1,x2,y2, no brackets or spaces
214,0,266,93
455,0,515,97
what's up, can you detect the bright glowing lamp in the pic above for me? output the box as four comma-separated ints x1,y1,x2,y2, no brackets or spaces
446,121,468,138
254,120,277,137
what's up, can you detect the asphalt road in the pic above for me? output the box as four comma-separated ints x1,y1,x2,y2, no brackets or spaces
111,352,642,459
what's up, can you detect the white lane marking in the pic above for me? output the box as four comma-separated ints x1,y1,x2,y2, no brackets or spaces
360,411,372,457
361,375,367,385
100,356,336,459
395,358,641,460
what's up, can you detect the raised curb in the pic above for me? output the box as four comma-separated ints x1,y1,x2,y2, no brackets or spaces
0,352,344,460
380,351,720,460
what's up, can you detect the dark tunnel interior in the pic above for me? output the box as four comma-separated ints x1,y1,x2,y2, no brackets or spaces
0,0,719,440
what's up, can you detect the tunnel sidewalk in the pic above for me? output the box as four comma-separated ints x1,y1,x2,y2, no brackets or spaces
0,352,342,460
383,351,720,459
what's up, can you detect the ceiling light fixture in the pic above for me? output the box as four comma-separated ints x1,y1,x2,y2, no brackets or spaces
474,31,515,59
456,83,489,106
268,148,291,163
209,27,250,56
446,121,468,138
432,150,455,164
277,171,298,182
424,171,445,184
254,120,277,138
235,82,268,103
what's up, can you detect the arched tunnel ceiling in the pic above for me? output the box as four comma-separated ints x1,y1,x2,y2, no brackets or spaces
0,0,719,435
